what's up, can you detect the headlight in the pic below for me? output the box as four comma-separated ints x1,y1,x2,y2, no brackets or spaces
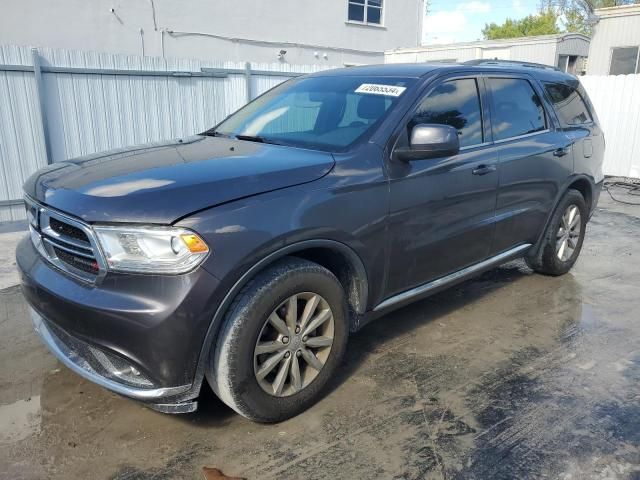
93,225,209,274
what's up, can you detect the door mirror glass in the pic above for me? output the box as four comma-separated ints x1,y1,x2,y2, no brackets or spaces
396,124,460,161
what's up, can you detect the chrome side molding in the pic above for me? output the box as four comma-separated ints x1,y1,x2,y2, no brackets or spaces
374,244,532,312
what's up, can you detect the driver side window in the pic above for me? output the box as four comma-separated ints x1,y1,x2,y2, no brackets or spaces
410,78,484,148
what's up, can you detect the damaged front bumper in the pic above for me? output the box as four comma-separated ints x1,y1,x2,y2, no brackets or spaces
30,308,198,413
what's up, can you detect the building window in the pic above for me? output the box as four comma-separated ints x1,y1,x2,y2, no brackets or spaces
610,47,640,75
348,0,383,25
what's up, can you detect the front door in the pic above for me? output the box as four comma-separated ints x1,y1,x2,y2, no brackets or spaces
385,76,499,298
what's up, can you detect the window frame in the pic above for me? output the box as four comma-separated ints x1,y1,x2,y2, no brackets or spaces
411,78,486,150
347,0,384,27
485,75,550,144
389,73,492,157
609,46,640,76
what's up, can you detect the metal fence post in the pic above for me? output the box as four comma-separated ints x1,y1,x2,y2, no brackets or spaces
244,62,252,103
31,48,53,164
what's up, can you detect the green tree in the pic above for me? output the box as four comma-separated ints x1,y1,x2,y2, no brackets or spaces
482,1,640,39
482,10,561,39
557,0,639,35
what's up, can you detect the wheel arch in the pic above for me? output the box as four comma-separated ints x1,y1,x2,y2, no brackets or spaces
192,239,369,396
567,177,593,211
530,174,595,258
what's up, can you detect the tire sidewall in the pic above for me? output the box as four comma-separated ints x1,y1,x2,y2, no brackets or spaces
212,259,348,422
542,190,588,274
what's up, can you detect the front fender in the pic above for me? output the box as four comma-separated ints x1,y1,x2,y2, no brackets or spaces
176,175,388,397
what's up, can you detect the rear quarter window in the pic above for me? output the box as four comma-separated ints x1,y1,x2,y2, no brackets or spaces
544,82,592,126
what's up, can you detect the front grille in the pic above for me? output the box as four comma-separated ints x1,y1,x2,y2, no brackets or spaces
25,196,105,282
49,217,89,243
42,219,100,278
52,246,100,274
25,202,39,228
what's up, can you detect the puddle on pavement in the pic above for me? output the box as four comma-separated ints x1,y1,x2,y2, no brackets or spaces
0,396,41,444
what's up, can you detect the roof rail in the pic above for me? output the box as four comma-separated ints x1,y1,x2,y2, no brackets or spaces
463,59,562,72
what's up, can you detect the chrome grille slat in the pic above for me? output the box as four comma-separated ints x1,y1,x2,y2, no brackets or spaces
41,230,94,253
43,238,96,259
24,196,107,283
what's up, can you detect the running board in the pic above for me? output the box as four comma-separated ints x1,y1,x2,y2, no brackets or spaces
373,244,532,312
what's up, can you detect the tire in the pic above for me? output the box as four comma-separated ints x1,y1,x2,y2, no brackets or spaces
207,257,349,422
525,189,587,276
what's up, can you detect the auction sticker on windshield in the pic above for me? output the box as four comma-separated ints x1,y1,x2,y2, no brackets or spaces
355,84,406,97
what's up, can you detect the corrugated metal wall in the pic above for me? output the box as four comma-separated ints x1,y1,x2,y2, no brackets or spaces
386,41,562,64
0,46,47,221
385,47,477,63
557,36,590,57
581,74,640,178
587,14,640,75
510,41,557,65
39,48,246,163
251,62,328,96
0,45,330,221
385,35,591,67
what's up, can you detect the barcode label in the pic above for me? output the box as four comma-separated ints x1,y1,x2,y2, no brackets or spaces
355,83,406,97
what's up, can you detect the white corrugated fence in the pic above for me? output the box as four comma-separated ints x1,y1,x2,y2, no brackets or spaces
580,74,640,179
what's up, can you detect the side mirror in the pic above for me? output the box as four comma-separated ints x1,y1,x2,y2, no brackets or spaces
395,124,460,161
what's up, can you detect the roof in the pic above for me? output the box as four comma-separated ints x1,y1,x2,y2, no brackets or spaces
595,4,640,18
308,62,577,83
386,33,590,55
307,63,447,78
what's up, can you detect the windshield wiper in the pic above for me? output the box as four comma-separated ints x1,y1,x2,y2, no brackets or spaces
201,129,230,138
235,134,282,145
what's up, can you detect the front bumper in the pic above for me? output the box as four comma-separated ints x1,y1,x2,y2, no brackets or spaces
30,308,197,412
17,234,224,413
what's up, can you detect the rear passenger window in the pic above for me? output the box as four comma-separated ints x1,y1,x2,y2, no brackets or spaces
411,79,483,148
488,78,546,140
544,83,592,126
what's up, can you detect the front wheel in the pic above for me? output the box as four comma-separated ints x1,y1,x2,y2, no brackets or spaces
207,258,348,422
526,189,587,276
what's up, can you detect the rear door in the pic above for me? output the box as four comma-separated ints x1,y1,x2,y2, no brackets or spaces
485,74,574,255
385,74,499,297
543,81,605,184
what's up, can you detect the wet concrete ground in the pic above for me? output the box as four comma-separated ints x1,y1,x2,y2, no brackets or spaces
1,192,639,480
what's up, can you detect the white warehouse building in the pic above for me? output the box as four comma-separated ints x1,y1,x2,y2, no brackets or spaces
385,33,591,74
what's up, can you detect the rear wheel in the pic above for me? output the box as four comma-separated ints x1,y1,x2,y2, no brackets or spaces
526,189,587,276
208,258,348,422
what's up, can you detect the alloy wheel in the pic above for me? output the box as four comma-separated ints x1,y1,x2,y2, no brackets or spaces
253,292,335,397
556,204,582,262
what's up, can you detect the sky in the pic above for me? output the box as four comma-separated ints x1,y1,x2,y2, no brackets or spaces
423,0,541,44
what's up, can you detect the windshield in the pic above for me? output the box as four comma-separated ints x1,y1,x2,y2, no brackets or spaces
211,75,416,152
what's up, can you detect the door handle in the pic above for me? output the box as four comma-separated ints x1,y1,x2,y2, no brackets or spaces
472,164,496,176
553,146,570,157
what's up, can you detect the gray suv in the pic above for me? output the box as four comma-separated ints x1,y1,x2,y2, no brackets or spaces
17,61,604,422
